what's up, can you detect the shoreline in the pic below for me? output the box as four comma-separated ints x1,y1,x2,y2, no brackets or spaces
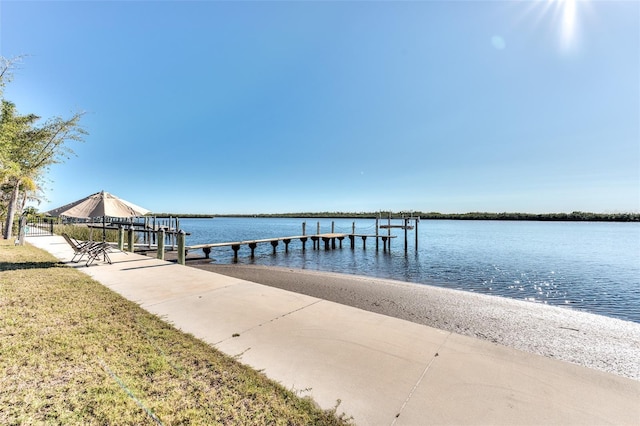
188,260,640,381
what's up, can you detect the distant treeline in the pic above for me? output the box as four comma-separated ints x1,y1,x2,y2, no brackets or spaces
419,211,640,222
152,211,640,222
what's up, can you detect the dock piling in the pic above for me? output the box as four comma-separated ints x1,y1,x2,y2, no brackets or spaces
127,226,135,253
157,229,165,260
177,230,186,265
118,226,124,251
404,217,408,252
388,214,391,249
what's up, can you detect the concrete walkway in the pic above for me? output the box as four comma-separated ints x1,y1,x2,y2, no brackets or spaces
27,235,640,425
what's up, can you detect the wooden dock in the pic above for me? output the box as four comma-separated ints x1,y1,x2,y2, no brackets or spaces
179,216,422,263
186,232,397,262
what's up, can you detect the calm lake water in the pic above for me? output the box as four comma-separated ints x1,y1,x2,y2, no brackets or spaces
180,218,640,323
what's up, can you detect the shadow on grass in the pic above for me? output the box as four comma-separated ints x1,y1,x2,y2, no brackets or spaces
0,261,66,272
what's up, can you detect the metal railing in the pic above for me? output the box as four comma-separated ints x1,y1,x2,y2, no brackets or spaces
24,217,54,236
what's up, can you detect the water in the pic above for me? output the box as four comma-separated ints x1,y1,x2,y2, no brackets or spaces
181,218,640,323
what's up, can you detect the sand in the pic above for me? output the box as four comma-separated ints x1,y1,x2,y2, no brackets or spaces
187,261,640,381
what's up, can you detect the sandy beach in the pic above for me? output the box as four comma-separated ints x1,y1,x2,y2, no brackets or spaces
189,261,640,381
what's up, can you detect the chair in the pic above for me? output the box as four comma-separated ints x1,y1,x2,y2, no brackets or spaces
62,233,101,263
61,233,113,266
85,242,112,266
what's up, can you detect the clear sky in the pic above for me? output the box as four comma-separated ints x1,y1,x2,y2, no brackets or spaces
1,0,638,215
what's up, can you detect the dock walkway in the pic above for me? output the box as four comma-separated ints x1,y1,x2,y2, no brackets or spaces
187,233,396,261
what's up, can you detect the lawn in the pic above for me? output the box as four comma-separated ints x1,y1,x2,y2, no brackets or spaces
0,239,349,425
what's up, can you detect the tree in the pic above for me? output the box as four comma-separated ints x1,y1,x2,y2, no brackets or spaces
0,57,23,184
0,100,40,237
0,101,38,183
0,56,86,239
0,56,22,95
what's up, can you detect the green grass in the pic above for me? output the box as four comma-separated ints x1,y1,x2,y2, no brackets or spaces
0,240,350,425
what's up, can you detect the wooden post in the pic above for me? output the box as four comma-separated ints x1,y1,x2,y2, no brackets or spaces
270,240,278,254
232,244,240,262
302,222,306,236
300,237,307,251
146,218,152,248
177,230,186,265
157,229,165,260
317,221,320,235
127,226,135,253
283,239,291,253
331,221,335,233
118,226,124,251
404,217,408,252
387,213,391,249
415,217,419,250
170,217,175,248
249,242,257,258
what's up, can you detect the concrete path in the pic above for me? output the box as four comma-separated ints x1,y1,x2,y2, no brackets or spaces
27,235,640,425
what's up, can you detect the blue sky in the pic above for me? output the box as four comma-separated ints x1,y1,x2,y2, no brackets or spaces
1,0,638,214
